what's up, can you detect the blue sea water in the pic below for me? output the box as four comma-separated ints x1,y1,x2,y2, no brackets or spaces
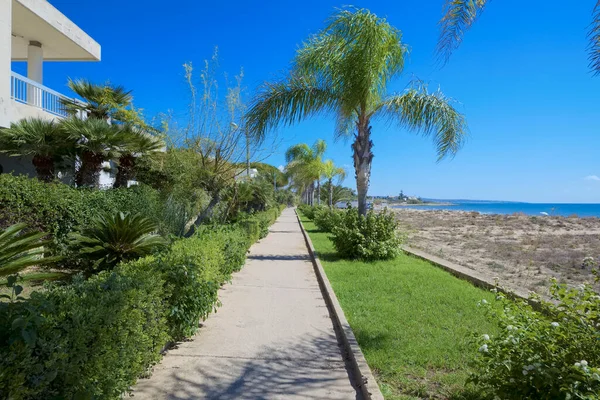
392,201,600,218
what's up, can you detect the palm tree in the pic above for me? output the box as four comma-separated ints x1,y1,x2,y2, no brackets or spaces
436,1,600,73
321,159,346,207
113,126,163,188
285,140,327,205
60,118,122,188
61,78,133,120
246,8,467,216
0,118,72,182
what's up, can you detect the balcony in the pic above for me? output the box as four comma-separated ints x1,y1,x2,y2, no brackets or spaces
10,71,74,118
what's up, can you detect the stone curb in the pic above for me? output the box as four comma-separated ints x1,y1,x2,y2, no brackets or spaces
294,210,385,400
402,245,542,311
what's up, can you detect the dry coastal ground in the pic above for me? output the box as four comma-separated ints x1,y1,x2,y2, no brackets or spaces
392,208,600,296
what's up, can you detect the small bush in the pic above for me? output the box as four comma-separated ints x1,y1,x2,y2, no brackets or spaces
470,279,600,399
298,204,324,220
196,225,249,277
313,207,343,233
0,263,168,399
329,209,403,260
158,236,224,340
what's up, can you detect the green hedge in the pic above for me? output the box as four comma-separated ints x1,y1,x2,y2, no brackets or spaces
0,263,167,399
0,205,285,399
0,174,162,257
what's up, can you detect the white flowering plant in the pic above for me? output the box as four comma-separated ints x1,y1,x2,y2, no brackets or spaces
470,278,600,399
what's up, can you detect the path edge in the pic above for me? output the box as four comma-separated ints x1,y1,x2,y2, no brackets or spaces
294,209,385,400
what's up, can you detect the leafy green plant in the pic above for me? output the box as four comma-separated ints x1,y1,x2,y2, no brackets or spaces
298,204,325,220
69,212,167,271
0,262,168,399
157,236,224,340
471,280,600,399
330,208,403,260
313,207,343,233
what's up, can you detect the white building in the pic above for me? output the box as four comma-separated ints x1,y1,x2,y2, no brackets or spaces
0,0,101,179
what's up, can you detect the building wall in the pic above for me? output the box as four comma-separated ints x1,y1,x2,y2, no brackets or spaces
0,0,12,128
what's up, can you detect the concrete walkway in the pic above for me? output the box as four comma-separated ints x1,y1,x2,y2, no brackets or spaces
133,208,358,400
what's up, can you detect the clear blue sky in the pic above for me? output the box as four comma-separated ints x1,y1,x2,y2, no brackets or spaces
17,0,600,202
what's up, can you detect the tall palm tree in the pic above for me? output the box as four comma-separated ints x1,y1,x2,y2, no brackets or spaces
285,140,327,205
436,1,600,74
0,118,72,182
246,8,467,216
113,126,163,188
321,159,346,207
61,78,133,120
60,118,122,188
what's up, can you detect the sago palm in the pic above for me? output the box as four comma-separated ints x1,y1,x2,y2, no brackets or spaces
69,212,167,271
0,223,57,277
0,118,72,182
246,8,468,215
321,159,346,207
285,140,327,205
436,1,600,73
113,126,164,188
60,118,122,188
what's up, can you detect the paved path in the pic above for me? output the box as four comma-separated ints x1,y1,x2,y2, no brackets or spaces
133,208,358,400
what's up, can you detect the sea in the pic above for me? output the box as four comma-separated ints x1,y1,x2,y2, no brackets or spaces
392,200,600,218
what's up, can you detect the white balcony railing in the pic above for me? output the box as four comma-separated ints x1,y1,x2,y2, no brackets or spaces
10,72,73,118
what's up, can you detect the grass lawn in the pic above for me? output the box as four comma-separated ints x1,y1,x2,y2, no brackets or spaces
300,216,497,400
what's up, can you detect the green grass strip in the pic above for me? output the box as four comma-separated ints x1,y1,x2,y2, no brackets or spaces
300,215,497,400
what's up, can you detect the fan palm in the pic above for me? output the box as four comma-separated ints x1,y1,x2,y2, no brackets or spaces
436,1,600,74
0,223,57,277
60,118,122,188
285,140,327,205
61,78,133,120
113,126,164,188
69,212,167,271
0,118,72,182
321,159,346,207
246,8,467,215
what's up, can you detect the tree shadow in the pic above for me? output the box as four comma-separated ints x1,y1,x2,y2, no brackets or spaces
316,251,342,263
133,331,363,400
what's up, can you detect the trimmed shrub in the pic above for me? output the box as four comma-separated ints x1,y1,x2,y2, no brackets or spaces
197,225,249,277
470,280,600,399
158,236,224,340
329,208,403,260
298,204,324,220
313,207,343,233
0,262,168,399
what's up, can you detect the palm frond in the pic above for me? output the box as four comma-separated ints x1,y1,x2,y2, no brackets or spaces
245,75,339,142
376,82,468,160
0,223,58,277
588,1,600,75
0,118,70,157
436,0,487,65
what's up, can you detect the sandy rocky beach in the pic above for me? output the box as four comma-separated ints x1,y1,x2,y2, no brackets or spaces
392,208,600,297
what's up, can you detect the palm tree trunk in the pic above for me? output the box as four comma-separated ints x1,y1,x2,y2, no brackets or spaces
316,180,321,205
114,153,135,188
352,118,373,216
328,178,333,207
76,151,104,188
32,155,55,183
